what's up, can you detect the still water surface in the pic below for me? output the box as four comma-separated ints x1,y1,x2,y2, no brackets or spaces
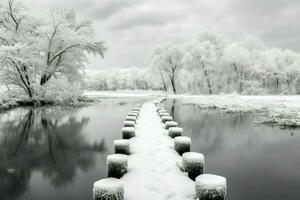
0,97,299,200
164,98,300,200
0,97,145,200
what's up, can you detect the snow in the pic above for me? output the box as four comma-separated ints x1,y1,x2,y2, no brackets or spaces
84,90,164,98
114,139,130,147
124,120,135,127
114,139,130,155
161,116,173,123
170,94,300,127
122,127,136,139
128,112,139,117
125,116,137,122
174,136,191,144
93,178,124,194
195,174,226,189
174,137,191,156
195,174,227,198
93,178,124,200
107,154,128,165
122,103,195,200
182,152,205,164
165,121,179,129
159,112,170,117
168,127,183,138
122,127,135,133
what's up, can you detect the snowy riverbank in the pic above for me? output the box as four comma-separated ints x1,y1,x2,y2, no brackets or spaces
169,94,300,128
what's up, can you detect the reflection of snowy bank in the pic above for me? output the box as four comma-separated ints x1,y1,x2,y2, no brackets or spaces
170,94,300,127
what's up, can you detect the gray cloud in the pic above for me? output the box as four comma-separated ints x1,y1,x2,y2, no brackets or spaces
24,0,300,70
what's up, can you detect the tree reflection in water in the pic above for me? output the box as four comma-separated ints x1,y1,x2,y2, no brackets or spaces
0,107,106,200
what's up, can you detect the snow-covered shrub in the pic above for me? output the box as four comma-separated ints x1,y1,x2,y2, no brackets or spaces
93,178,124,200
107,154,128,178
182,152,205,180
195,174,227,200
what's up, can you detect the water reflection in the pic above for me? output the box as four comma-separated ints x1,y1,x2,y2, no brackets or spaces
164,98,300,200
0,108,106,200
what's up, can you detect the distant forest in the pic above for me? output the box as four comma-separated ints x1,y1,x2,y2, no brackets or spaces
88,33,300,95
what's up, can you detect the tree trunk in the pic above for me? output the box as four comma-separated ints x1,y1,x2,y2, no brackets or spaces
170,76,176,94
160,71,168,92
204,69,212,94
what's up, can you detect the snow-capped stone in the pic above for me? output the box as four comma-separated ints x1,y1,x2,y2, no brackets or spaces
125,116,136,123
161,116,173,123
122,127,135,139
168,127,182,137
182,152,205,180
93,178,124,200
174,136,191,155
165,121,178,129
114,139,130,155
124,120,135,127
107,154,128,178
195,174,227,200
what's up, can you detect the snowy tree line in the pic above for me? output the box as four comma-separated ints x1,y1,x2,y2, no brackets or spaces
87,68,163,91
90,33,300,95
149,33,300,95
0,0,106,100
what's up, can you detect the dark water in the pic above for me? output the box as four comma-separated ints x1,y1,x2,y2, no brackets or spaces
0,97,146,200
1,97,300,200
164,98,300,200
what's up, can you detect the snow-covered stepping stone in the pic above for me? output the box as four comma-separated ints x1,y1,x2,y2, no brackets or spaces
122,127,135,139
159,112,170,117
195,174,227,200
182,152,205,180
161,116,173,123
165,121,178,129
114,139,130,155
123,120,135,127
168,127,182,137
174,136,191,155
158,109,166,114
128,112,138,118
93,178,124,200
107,154,128,178
125,116,136,123
131,108,140,112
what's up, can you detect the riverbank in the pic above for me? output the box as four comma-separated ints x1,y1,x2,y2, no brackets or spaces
169,94,300,128
0,95,97,113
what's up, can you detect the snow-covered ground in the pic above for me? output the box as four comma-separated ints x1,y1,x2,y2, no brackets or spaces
170,94,300,127
123,103,195,200
84,90,164,98
84,91,300,127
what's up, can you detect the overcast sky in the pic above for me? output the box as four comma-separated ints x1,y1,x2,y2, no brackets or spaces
25,0,300,72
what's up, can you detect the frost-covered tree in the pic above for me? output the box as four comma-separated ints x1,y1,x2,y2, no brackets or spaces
86,67,163,91
146,33,300,95
149,45,183,94
182,33,226,94
221,43,251,93
0,0,39,98
0,0,106,99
